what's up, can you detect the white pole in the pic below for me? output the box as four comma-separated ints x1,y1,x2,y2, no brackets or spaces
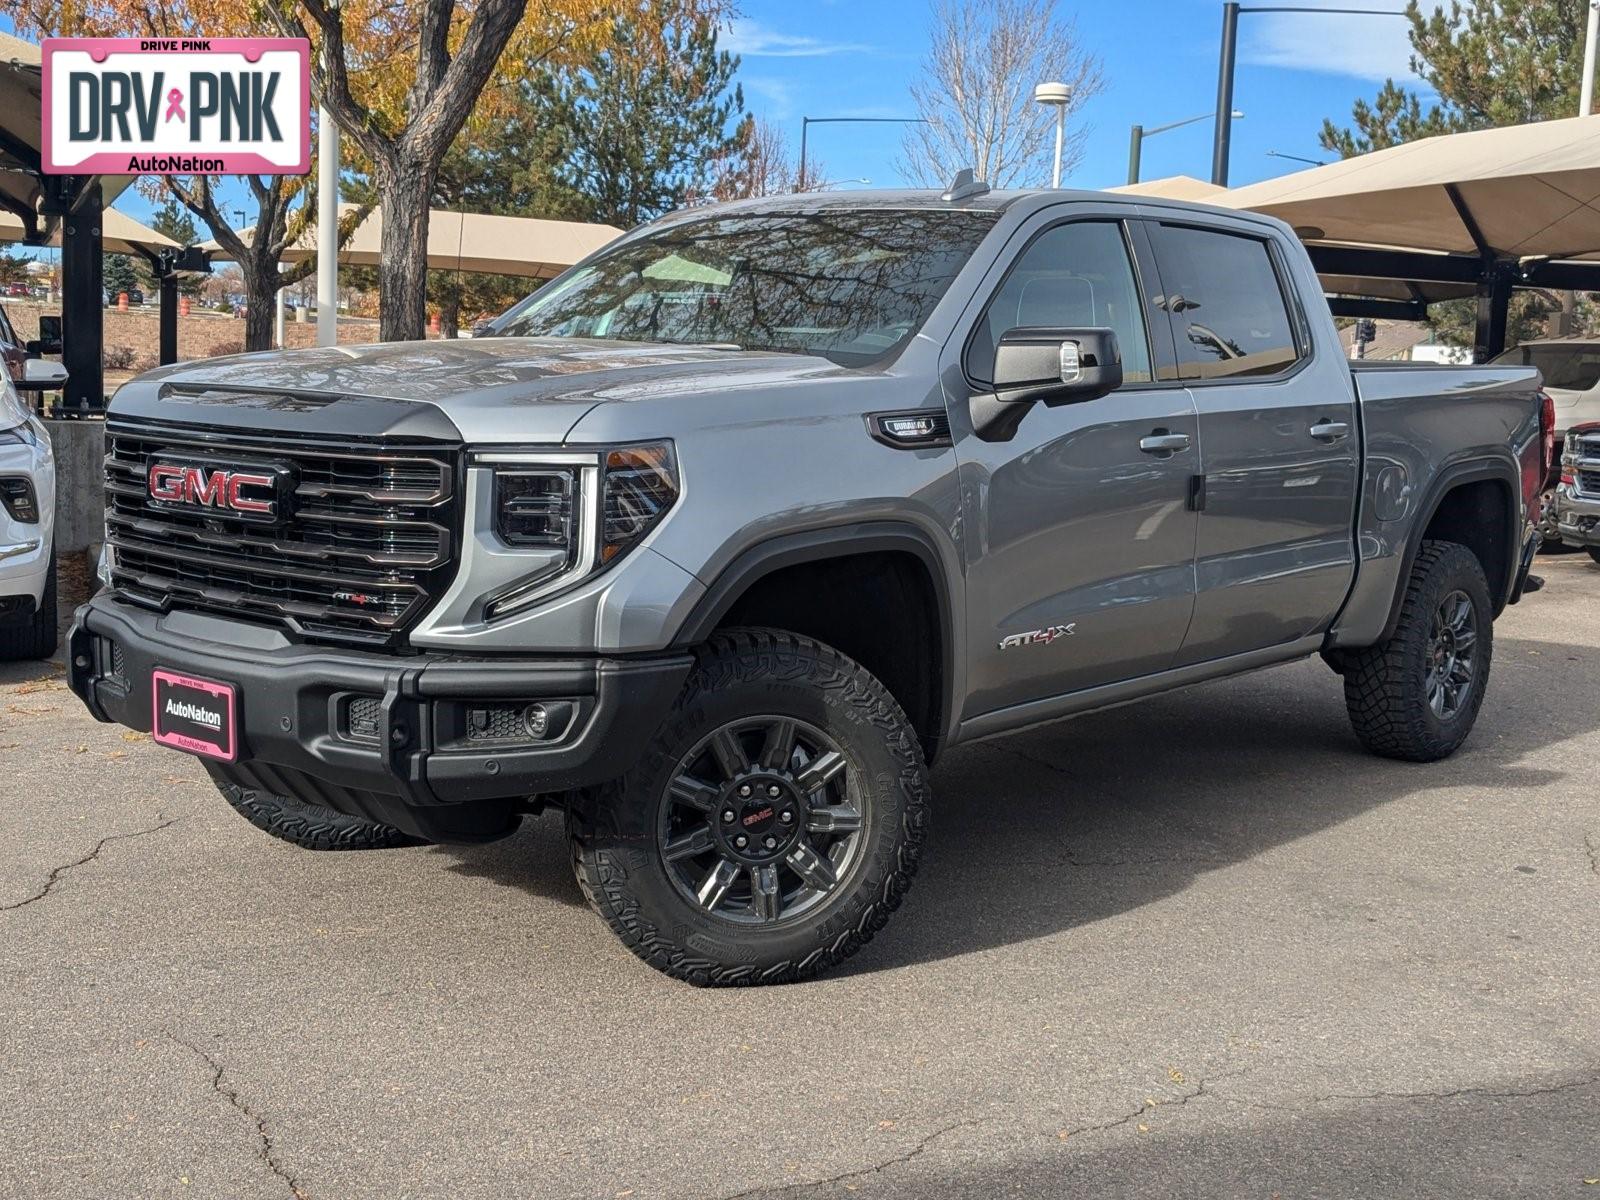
315,32,340,348
1583,0,1600,117
274,288,285,348
1052,108,1065,188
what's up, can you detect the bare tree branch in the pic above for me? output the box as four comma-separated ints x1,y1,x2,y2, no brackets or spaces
898,0,1103,189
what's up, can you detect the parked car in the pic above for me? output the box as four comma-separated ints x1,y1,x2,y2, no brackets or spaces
1492,337,1600,544
0,363,57,659
68,181,1550,984
1554,421,1600,563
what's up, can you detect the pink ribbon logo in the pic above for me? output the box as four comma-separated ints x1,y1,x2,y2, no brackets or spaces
164,88,185,123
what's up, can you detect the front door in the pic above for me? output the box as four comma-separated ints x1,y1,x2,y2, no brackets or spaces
951,217,1201,719
1144,220,1360,666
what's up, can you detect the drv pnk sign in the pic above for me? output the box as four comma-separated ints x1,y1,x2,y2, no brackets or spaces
42,38,310,175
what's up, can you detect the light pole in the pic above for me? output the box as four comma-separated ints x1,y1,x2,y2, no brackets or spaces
316,8,341,348
1266,149,1327,167
796,117,925,192
1582,0,1599,116
1033,82,1073,187
1212,3,1408,186
1128,110,1243,184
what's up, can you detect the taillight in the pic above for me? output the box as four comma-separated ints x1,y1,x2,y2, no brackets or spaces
1539,390,1557,482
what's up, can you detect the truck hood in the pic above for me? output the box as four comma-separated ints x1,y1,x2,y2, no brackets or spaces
110,337,843,443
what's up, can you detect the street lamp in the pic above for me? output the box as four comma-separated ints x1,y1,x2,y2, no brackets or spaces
797,117,926,192
1266,149,1327,167
1034,82,1073,187
1212,3,1408,186
1128,110,1243,184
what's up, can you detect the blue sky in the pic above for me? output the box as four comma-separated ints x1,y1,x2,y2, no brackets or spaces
6,0,1423,231
726,0,1422,191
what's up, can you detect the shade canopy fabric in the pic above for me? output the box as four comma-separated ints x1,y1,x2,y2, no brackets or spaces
0,206,181,256
1218,114,1600,262
1108,175,1230,202
203,205,624,281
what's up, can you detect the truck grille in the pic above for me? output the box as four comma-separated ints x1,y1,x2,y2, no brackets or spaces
104,417,459,646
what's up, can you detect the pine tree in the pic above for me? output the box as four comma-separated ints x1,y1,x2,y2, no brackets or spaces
544,14,752,229
103,254,140,300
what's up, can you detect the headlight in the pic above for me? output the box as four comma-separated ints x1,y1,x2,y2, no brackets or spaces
486,441,679,618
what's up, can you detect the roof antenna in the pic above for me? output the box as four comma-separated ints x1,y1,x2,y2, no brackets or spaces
941,169,991,202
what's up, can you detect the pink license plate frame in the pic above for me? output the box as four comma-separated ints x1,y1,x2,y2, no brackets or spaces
151,668,238,762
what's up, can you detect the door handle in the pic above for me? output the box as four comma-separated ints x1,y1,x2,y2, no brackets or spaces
1139,431,1191,455
1309,419,1350,442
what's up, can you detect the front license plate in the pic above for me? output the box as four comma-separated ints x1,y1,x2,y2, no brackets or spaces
151,669,238,762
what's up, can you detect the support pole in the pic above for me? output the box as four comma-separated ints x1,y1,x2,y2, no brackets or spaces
60,184,103,413
1051,107,1065,188
1212,2,1240,186
797,118,809,193
316,57,340,347
1474,268,1514,363
159,271,178,365
1583,0,1600,117
1127,125,1144,185
275,287,286,348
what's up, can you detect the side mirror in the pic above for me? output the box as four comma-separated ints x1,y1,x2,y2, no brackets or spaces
29,315,63,357
15,358,69,392
970,327,1124,442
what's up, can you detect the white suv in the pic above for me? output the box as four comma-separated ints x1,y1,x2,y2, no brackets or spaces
0,368,57,659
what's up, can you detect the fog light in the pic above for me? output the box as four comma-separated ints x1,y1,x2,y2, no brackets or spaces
524,703,549,738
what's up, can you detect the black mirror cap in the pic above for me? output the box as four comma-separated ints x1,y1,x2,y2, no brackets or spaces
993,326,1123,405
971,327,1124,441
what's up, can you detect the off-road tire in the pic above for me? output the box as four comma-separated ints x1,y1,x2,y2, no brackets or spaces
206,766,427,851
1341,540,1492,762
1587,547,1600,566
0,545,57,661
570,628,929,986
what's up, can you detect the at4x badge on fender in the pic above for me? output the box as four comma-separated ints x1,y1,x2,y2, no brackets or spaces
998,623,1076,650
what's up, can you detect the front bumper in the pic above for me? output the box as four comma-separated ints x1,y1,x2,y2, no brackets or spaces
68,595,692,842
1555,487,1600,549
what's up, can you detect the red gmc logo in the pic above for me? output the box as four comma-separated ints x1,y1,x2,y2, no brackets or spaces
148,463,278,517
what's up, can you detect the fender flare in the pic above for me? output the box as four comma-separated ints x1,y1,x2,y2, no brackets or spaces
671,520,962,751
1379,455,1522,641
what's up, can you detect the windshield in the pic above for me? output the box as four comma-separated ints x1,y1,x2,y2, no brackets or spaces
1495,343,1600,391
491,209,998,367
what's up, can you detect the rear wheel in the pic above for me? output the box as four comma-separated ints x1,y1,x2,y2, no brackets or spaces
206,765,427,851
1587,547,1600,565
0,545,57,661
570,629,928,986
1341,540,1492,762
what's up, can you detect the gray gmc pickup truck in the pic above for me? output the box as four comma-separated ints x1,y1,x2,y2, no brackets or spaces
68,181,1552,985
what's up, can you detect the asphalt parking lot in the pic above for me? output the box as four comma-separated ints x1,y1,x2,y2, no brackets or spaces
3,556,1598,1200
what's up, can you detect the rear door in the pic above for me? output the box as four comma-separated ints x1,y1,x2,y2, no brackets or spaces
950,213,1201,717
1144,219,1360,665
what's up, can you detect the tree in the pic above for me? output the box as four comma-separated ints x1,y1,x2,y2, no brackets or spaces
104,254,140,299
1321,0,1591,350
711,118,815,200
1322,0,1586,154
898,0,1102,188
540,13,751,228
266,0,733,341
0,250,29,287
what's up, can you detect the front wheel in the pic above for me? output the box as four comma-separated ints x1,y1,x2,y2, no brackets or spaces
1587,547,1600,566
1341,540,1492,762
570,629,929,986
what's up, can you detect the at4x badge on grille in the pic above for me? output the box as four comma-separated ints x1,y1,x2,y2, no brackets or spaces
998,623,1075,650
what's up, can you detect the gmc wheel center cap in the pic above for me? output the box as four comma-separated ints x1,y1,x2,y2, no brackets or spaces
716,774,802,861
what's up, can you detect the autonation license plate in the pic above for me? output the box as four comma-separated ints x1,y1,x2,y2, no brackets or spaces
151,669,237,762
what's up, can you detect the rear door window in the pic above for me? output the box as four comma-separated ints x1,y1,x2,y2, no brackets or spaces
1150,224,1302,380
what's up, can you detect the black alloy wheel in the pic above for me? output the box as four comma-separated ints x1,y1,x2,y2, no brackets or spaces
658,716,866,925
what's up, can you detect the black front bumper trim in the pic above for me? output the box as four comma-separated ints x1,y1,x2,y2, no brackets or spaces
68,595,692,842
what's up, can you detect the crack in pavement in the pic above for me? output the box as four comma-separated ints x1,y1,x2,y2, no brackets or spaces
1,815,184,911
718,1118,984,1199
167,1033,309,1200
1584,832,1599,878
1310,1075,1600,1106
1055,1072,1241,1143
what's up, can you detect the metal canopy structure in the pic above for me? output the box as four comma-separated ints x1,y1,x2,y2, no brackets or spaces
1219,115,1600,358
0,32,209,404
201,204,624,282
